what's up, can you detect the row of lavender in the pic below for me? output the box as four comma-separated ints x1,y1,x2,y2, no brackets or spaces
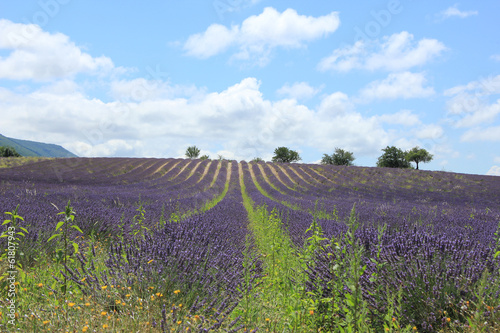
245,162,500,331
252,162,500,240
0,158,228,266
101,161,260,330
1,158,259,330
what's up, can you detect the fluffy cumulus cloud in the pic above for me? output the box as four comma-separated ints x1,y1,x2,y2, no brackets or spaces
461,126,500,142
110,78,204,102
486,166,500,176
183,24,239,59
437,4,478,21
377,109,421,126
318,31,446,72
415,124,444,140
0,19,117,81
0,77,396,160
445,75,500,128
444,74,500,97
184,7,340,65
358,72,435,101
276,82,321,100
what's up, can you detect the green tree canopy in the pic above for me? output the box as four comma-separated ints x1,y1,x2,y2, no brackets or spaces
405,147,433,170
272,147,301,163
0,146,21,157
376,146,411,168
185,146,200,159
321,148,355,166
251,157,264,163
200,155,210,160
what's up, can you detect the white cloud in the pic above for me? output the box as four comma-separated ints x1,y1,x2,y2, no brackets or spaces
445,75,500,128
184,24,239,58
486,166,500,176
438,4,478,20
276,82,321,100
110,78,203,102
454,99,500,128
318,31,446,72
358,72,435,101
415,124,444,140
70,139,138,157
461,126,500,142
183,7,340,65
0,19,117,81
444,74,500,97
318,92,353,117
377,110,421,126
0,77,392,160
491,54,500,62
495,156,500,164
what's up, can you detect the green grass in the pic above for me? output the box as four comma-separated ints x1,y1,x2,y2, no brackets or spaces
237,164,311,331
0,156,53,168
0,198,244,332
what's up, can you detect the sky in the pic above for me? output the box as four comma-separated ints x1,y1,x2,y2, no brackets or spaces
0,1,499,175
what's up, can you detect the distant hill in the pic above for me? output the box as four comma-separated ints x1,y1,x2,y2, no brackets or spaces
0,134,77,158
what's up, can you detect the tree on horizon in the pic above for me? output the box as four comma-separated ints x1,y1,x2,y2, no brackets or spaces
376,146,411,168
321,148,355,166
405,147,433,170
0,146,21,157
272,147,301,163
185,146,200,159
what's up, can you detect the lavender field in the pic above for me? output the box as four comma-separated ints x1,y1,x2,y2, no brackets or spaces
1,157,500,332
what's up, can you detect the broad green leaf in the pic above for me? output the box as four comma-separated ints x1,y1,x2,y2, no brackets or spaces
19,227,29,233
71,225,83,234
55,221,64,231
72,243,79,253
47,234,61,242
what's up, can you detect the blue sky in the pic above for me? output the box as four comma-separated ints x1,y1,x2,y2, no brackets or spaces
1,1,499,175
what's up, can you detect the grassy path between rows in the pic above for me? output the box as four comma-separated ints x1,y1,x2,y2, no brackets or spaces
237,163,313,332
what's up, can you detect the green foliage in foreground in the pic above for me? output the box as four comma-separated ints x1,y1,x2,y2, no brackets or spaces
1,193,500,332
